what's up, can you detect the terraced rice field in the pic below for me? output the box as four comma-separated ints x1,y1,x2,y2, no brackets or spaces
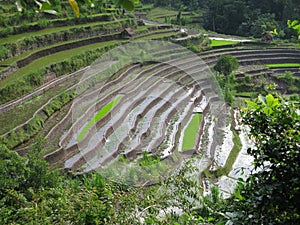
1,11,299,188
43,41,229,185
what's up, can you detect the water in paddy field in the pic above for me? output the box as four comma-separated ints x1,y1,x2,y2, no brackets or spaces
217,128,254,197
57,40,253,189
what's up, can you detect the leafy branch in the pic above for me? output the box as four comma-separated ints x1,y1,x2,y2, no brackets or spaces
288,19,300,45
15,0,139,18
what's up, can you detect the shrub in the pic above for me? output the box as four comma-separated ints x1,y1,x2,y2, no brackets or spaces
214,54,239,76
244,74,252,83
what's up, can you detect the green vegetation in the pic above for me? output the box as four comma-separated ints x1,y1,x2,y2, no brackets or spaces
0,40,122,89
226,93,300,224
0,77,77,135
77,96,122,142
138,30,178,41
182,113,202,150
100,151,172,186
0,91,75,149
209,39,238,47
214,54,239,76
174,35,210,52
213,129,242,177
274,71,300,92
288,20,300,45
214,55,239,105
8,0,137,18
0,41,121,104
0,19,132,45
147,7,190,23
266,63,300,68
142,0,300,40
145,6,201,27
0,141,115,224
1,93,298,224
1,1,300,224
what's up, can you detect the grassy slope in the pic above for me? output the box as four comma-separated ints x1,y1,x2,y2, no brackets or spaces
182,113,202,150
0,76,79,135
0,19,129,45
0,39,124,88
147,7,192,23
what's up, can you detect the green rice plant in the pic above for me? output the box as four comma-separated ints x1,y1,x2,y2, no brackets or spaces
209,39,238,47
211,129,242,178
182,113,202,150
77,96,122,142
0,41,122,104
265,63,300,68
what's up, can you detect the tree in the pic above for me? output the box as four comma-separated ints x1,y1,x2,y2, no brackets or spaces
226,92,300,224
0,144,28,196
250,13,279,38
214,54,239,76
288,19,300,45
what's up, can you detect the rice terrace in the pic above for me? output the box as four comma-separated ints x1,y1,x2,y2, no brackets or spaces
0,0,299,224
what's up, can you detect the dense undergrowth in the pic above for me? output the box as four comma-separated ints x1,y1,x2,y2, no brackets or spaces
1,92,299,224
0,1,300,224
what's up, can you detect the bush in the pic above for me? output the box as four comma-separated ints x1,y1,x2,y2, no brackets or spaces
227,93,300,224
214,54,239,76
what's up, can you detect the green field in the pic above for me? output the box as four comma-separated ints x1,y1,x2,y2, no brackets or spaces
0,39,124,88
0,77,78,135
147,7,193,23
209,39,238,47
77,96,122,142
182,113,202,150
0,18,129,45
266,63,300,68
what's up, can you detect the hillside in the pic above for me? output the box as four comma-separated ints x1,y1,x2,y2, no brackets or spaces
0,1,299,224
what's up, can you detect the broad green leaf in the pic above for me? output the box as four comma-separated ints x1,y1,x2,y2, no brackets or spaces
263,106,273,115
258,95,266,105
291,20,299,28
40,1,53,11
208,217,215,222
288,19,299,28
245,100,257,108
234,191,244,200
68,0,80,18
266,94,274,106
266,94,278,108
117,0,134,11
271,28,278,35
197,216,205,222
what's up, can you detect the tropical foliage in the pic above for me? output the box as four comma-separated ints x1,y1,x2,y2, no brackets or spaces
142,0,300,38
1,92,299,224
214,54,239,76
224,92,300,224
